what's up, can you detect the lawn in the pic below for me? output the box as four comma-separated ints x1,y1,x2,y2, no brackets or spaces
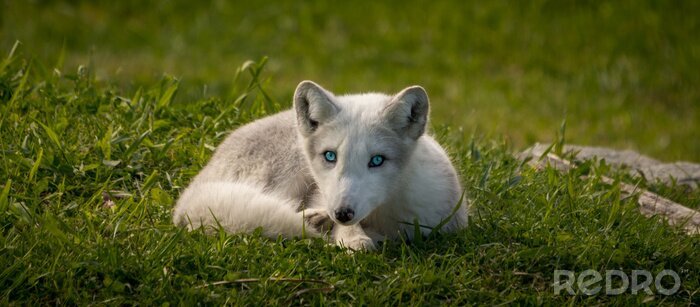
4,0,700,162
1,1,699,305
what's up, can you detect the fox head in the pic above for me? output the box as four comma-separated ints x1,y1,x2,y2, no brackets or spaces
293,80,430,226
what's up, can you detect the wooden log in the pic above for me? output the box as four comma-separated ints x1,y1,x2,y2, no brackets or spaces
524,149,700,235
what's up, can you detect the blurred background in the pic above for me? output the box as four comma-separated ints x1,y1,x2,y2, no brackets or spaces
2,0,698,161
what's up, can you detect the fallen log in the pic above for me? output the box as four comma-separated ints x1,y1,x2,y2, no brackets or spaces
522,146,700,235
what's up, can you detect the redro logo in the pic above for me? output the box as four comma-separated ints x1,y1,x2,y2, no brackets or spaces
553,270,681,295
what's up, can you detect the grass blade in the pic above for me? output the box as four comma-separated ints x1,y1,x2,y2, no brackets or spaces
35,120,64,152
0,179,11,212
157,79,179,110
28,148,42,183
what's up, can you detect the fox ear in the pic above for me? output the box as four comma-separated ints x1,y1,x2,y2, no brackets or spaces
384,86,430,139
293,81,339,136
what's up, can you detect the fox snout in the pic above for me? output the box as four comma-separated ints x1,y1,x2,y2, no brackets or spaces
334,207,355,224
325,177,382,225
328,193,364,226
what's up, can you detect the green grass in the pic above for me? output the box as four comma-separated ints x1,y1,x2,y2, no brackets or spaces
1,45,699,305
1,1,700,305
2,0,699,161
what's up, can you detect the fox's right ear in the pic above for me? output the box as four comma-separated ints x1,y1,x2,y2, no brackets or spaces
294,80,339,136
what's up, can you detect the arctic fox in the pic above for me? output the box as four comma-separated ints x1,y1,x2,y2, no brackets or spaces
173,81,467,250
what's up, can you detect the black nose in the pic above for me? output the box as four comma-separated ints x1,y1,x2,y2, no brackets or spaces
334,208,355,223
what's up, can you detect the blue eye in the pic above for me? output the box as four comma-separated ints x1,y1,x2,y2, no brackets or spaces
369,155,385,167
324,151,337,162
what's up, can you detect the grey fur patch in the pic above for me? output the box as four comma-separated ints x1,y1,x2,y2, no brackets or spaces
193,111,317,203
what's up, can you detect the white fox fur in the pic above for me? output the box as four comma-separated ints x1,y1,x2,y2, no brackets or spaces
173,81,467,250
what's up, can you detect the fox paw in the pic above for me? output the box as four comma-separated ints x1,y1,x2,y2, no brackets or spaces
337,235,376,252
303,208,333,232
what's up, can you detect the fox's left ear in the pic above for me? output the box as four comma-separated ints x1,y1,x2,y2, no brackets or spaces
383,86,430,140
